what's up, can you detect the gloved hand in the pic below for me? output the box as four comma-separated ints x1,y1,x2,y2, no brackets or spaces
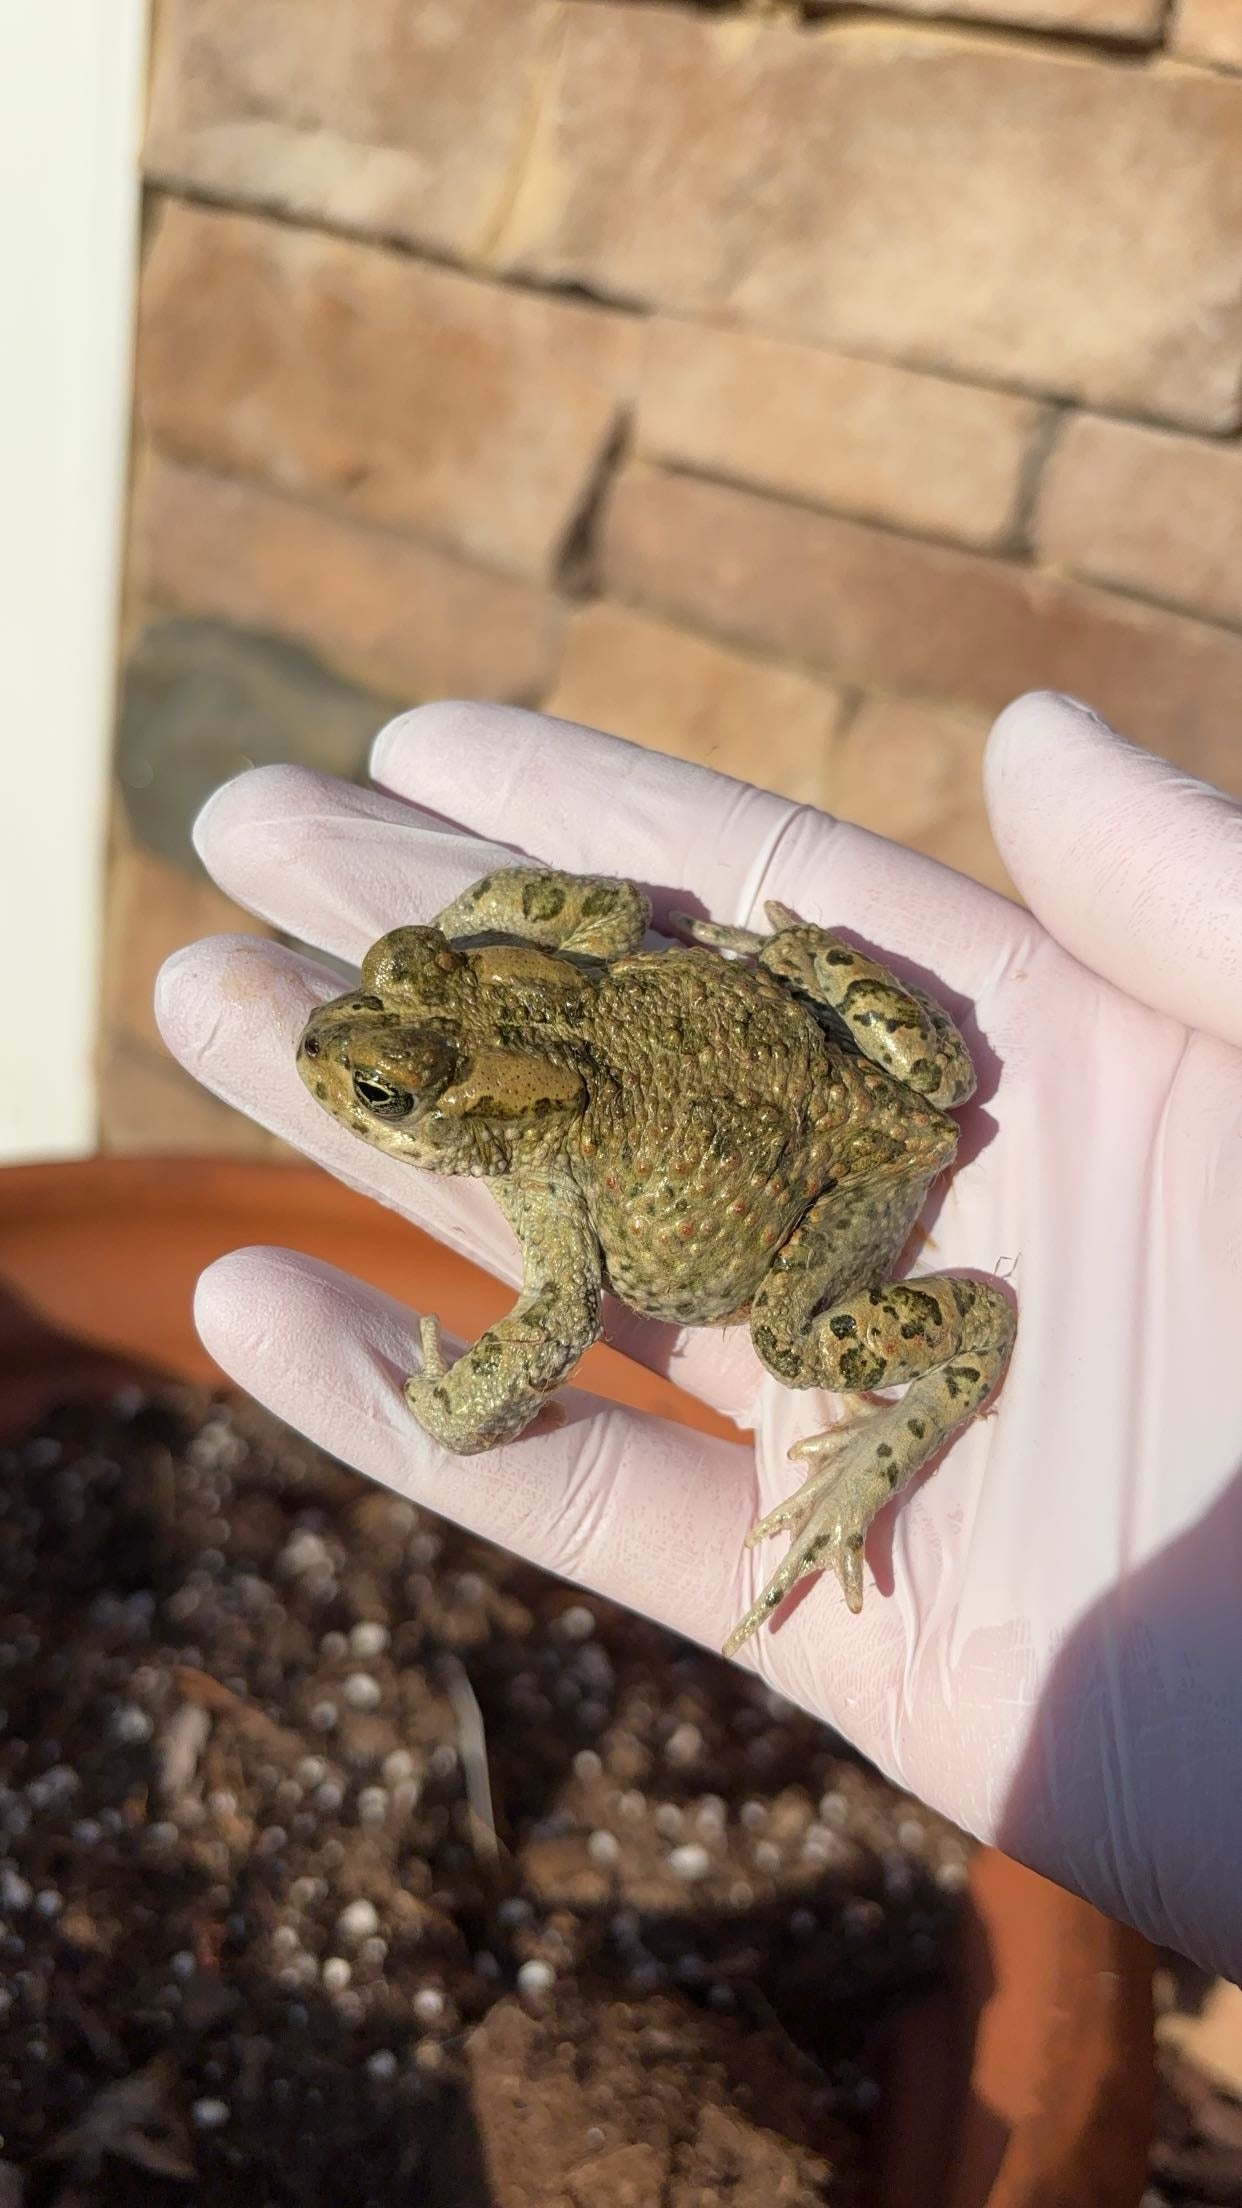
156,690,1242,1978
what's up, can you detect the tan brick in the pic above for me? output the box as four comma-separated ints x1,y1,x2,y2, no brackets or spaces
1170,0,1242,69
600,466,1242,797
1036,414,1242,629
105,831,271,1061
99,1035,279,1158
138,201,639,581
834,697,1018,900
145,0,555,259
637,320,1037,551
542,601,844,805
135,458,564,704
808,0,1161,36
501,9,1242,430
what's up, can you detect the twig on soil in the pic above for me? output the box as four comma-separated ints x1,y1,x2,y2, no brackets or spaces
172,1664,303,1757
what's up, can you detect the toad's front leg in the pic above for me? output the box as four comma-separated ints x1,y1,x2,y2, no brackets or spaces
405,1178,602,1453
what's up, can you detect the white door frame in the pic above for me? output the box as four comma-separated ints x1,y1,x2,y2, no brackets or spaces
0,1,149,1162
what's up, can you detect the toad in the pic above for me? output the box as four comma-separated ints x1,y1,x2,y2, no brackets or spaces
297,868,1014,1654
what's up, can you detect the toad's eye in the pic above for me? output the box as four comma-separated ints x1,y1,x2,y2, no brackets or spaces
352,1071,414,1122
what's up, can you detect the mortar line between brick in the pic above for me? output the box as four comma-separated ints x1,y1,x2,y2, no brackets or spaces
1027,556,1242,638
555,413,633,599
137,444,571,602
143,174,653,321
799,4,1166,64
595,514,1242,708
137,424,1242,683
569,576,899,713
143,183,1242,440
635,455,1048,571
136,367,1242,676
1005,401,1071,557
829,687,869,746
522,0,1169,65
542,592,861,716
626,454,1242,641
519,0,1162,52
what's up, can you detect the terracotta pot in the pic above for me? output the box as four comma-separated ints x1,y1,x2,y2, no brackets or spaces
0,1157,1154,2207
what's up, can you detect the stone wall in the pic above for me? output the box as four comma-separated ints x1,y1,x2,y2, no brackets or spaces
106,0,1242,1152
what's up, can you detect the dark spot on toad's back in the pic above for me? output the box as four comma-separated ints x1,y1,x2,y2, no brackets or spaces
523,881,566,922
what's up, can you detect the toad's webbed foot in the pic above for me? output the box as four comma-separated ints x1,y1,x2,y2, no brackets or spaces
726,1274,1014,1656
724,1420,888,1655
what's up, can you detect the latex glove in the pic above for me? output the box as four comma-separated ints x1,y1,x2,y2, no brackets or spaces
156,690,1242,1979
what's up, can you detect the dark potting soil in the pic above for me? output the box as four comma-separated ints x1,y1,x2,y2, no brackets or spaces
0,1386,973,2205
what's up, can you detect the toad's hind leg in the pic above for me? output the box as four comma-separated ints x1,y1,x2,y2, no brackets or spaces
727,1262,1014,1658
434,867,650,960
732,1172,1013,1655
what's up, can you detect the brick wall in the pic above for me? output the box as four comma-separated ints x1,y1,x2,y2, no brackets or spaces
106,0,1242,1152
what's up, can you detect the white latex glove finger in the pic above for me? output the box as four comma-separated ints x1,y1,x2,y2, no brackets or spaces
987,691,1242,1048
191,766,528,972
368,701,1027,1003
193,1246,756,1654
193,702,1032,1035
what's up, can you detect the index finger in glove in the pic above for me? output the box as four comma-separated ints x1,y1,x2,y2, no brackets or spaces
986,691,1242,1049
192,707,1033,1045
368,701,1032,999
